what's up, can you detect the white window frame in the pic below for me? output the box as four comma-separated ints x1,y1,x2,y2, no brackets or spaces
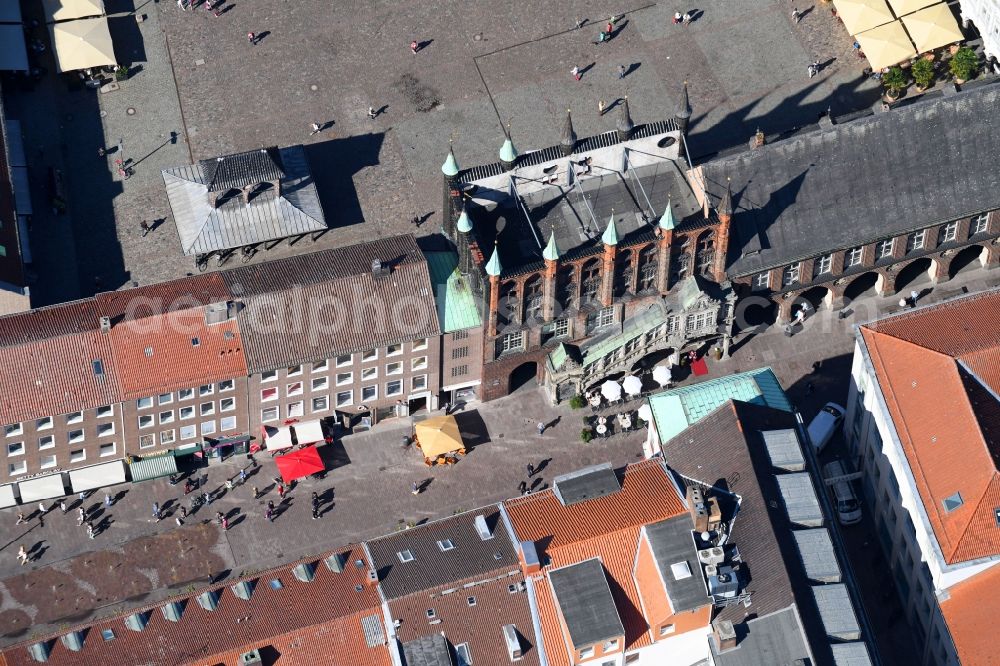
386,362,403,375
180,406,195,420
200,402,216,416
312,395,329,412
138,415,154,429
68,429,85,444
70,448,87,463
813,254,832,277
940,221,958,243
218,379,235,392
845,247,863,268
35,417,53,431
580,647,594,658
9,460,27,476
500,331,524,353
178,388,194,401
336,354,353,367
260,369,277,382
97,422,115,437
972,213,989,235
386,344,403,357
312,359,329,372
876,238,894,259
753,271,770,290
220,397,235,412
39,454,57,470
99,442,116,458
411,356,428,371
312,377,329,391
412,338,428,351
782,263,801,287
412,375,427,391
199,384,215,397
361,385,378,402
336,391,354,407
200,421,216,436
361,367,378,381
159,410,175,425
906,229,926,253
138,434,155,449
261,407,279,422
96,405,114,419
287,365,303,377
7,441,24,457
66,411,84,424
361,349,378,362
160,430,176,445
137,397,153,409
38,435,55,451
286,381,304,397
336,372,353,386
386,380,403,397
220,416,237,431
287,401,304,418
597,306,615,328
157,393,173,406
179,424,198,440
261,387,279,402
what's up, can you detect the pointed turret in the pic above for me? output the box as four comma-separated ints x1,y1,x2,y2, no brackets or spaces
485,242,503,277
717,179,733,220
675,82,692,133
441,145,459,177
602,212,619,246
456,207,472,233
560,110,577,156
543,230,560,262
616,96,635,141
659,197,677,231
499,128,518,170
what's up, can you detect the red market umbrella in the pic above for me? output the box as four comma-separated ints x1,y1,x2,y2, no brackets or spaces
274,446,325,483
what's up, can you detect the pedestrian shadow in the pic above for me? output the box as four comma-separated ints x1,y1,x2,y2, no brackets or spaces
416,39,433,51
228,514,246,529
96,516,113,534
609,19,629,38
544,416,561,430
417,478,433,493
535,458,553,476
318,501,336,518
374,105,389,117
217,3,235,15
531,478,548,491
799,5,815,19
579,62,596,77
29,540,47,560
624,62,641,77
88,507,105,522
255,30,271,44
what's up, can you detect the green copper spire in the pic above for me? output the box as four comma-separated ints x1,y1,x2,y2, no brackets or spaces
499,137,518,164
485,242,502,277
602,212,619,246
441,146,459,177
659,197,677,231
456,207,472,233
543,230,560,261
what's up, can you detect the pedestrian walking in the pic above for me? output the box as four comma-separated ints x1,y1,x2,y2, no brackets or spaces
175,515,184,526
86,521,95,539
617,64,627,79
222,516,229,530
368,106,377,119
15,511,26,526
38,502,47,515
682,12,692,25
518,480,528,494
225,478,234,492
277,483,285,499
794,308,806,324
598,100,606,116
311,492,320,520
571,66,581,81
79,491,87,502
606,21,613,34
152,502,161,521
104,493,113,508
247,453,257,468
204,490,213,505
910,289,919,306
140,220,150,237
792,8,801,22
411,481,420,496
239,468,247,484
248,32,256,45
59,500,68,514
673,11,682,24
410,40,419,54
252,486,260,500
597,30,608,43
180,506,187,519
216,511,224,525
177,0,186,10
266,500,275,522
77,507,86,525
17,545,28,565
526,463,535,477
442,401,451,415
537,421,546,436
310,122,321,136
808,63,817,78
899,297,909,309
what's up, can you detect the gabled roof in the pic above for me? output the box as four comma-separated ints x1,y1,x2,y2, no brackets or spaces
366,508,516,600
200,147,285,192
708,84,1000,276
939,561,1000,665
0,546,391,666
860,288,1000,564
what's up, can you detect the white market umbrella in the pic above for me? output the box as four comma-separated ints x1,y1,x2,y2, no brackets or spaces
47,17,116,73
900,4,964,54
652,365,672,387
43,0,105,22
601,380,623,402
637,403,653,423
622,375,643,397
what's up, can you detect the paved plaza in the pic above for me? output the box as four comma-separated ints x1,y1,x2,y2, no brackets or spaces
5,0,882,305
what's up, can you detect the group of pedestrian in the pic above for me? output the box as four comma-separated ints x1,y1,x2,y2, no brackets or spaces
518,462,539,495
672,11,693,25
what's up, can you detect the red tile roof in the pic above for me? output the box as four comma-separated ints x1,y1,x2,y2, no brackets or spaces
0,300,122,424
939,562,1000,665
0,546,389,666
504,460,687,657
861,289,1000,565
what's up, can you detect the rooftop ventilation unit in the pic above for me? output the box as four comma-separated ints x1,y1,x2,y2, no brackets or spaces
371,259,391,277
293,562,316,583
708,566,740,599
474,514,494,540
231,580,256,600
502,624,523,661
713,619,737,652
698,547,725,566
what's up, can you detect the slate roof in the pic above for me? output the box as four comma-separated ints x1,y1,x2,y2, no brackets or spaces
163,145,326,255
859,288,1000,565
0,545,392,666
548,558,624,648
702,84,1000,276
709,607,812,666
661,401,831,663
644,515,709,613
401,634,453,666
224,235,441,373
366,508,517,600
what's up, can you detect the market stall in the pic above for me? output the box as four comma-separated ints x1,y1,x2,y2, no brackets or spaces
414,415,466,465
275,446,325,483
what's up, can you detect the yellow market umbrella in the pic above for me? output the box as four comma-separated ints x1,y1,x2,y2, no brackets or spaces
886,0,936,15
856,21,918,70
834,0,895,35
47,17,116,72
414,415,464,459
42,0,104,22
901,3,963,53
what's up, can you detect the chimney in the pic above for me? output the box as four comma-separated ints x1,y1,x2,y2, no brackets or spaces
371,259,390,277
687,485,710,533
366,569,379,586
518,541,541,575
713,619,737,652
100,316,111,333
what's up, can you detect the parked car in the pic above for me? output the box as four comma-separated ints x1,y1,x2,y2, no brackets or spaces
823,459,862,526
807,402,845,453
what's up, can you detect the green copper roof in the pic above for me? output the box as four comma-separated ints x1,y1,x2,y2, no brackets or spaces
456,208,472,233
543,231,560,261
425,252,482,333
485,244,502,277
548,343,569,372
648,367,792,445
499,137,518,163
441,148,459,177
659,201,677,230
602,214,619,246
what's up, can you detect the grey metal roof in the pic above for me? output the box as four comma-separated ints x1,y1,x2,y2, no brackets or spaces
366,509,517,601
547,558,624,649
704,84,1000,276
812,584,862,641
831,641,873,666
401,633,452,666
760,429,805,471
162,145,326,255
793,528,842,583
709,607,812,666
776,473,824,527
644,516,709,613
552,463,621,507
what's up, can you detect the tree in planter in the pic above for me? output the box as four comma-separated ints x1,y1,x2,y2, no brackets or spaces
580,428,594,443
114,66,129,82
949,47,978,82
568,394,586,410
882,66,908,97
911,58,935,90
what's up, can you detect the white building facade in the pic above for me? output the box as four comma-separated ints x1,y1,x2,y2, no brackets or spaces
959,0,1000,66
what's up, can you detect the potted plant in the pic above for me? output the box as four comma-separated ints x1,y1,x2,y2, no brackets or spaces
911,58,935,90
114,65,129,82
580,428,594,443
949,47,978,83
568,394,586,410
882,66,908,100
710,346,723,361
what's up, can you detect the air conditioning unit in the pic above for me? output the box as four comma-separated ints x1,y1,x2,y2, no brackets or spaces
698,548,724,566
705,564,718,578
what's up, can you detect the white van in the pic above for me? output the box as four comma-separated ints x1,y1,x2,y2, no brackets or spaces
823,460,862,526
807,402,845,453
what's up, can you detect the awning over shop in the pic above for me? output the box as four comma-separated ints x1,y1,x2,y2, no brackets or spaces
414,416,464,459
293,420,324,445
856,21,918,69
0,25,28,72
173,442,203,456
275,446,325,483
263,426,293,451
18,474,66,502
69,461,126,492
886,0,936,16
129,454,178,483
833,0,895,35
0,484,17,508
900,4,963,53
42,0,105,22
47,17,115,73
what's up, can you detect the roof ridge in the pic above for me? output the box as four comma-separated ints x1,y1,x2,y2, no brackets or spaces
949,472,1000,562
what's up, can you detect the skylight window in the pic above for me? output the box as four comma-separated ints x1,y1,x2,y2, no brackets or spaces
101,629,115,641
269,579,284,590
92,360,104,376
191,337,201,347
426,609,436,619
942,492,964,513
144,347,154,357
467,596,477,607
355,559,365,569
995,507,1000,527
670,561,692,580
398,550,415,563
437,539,455,552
